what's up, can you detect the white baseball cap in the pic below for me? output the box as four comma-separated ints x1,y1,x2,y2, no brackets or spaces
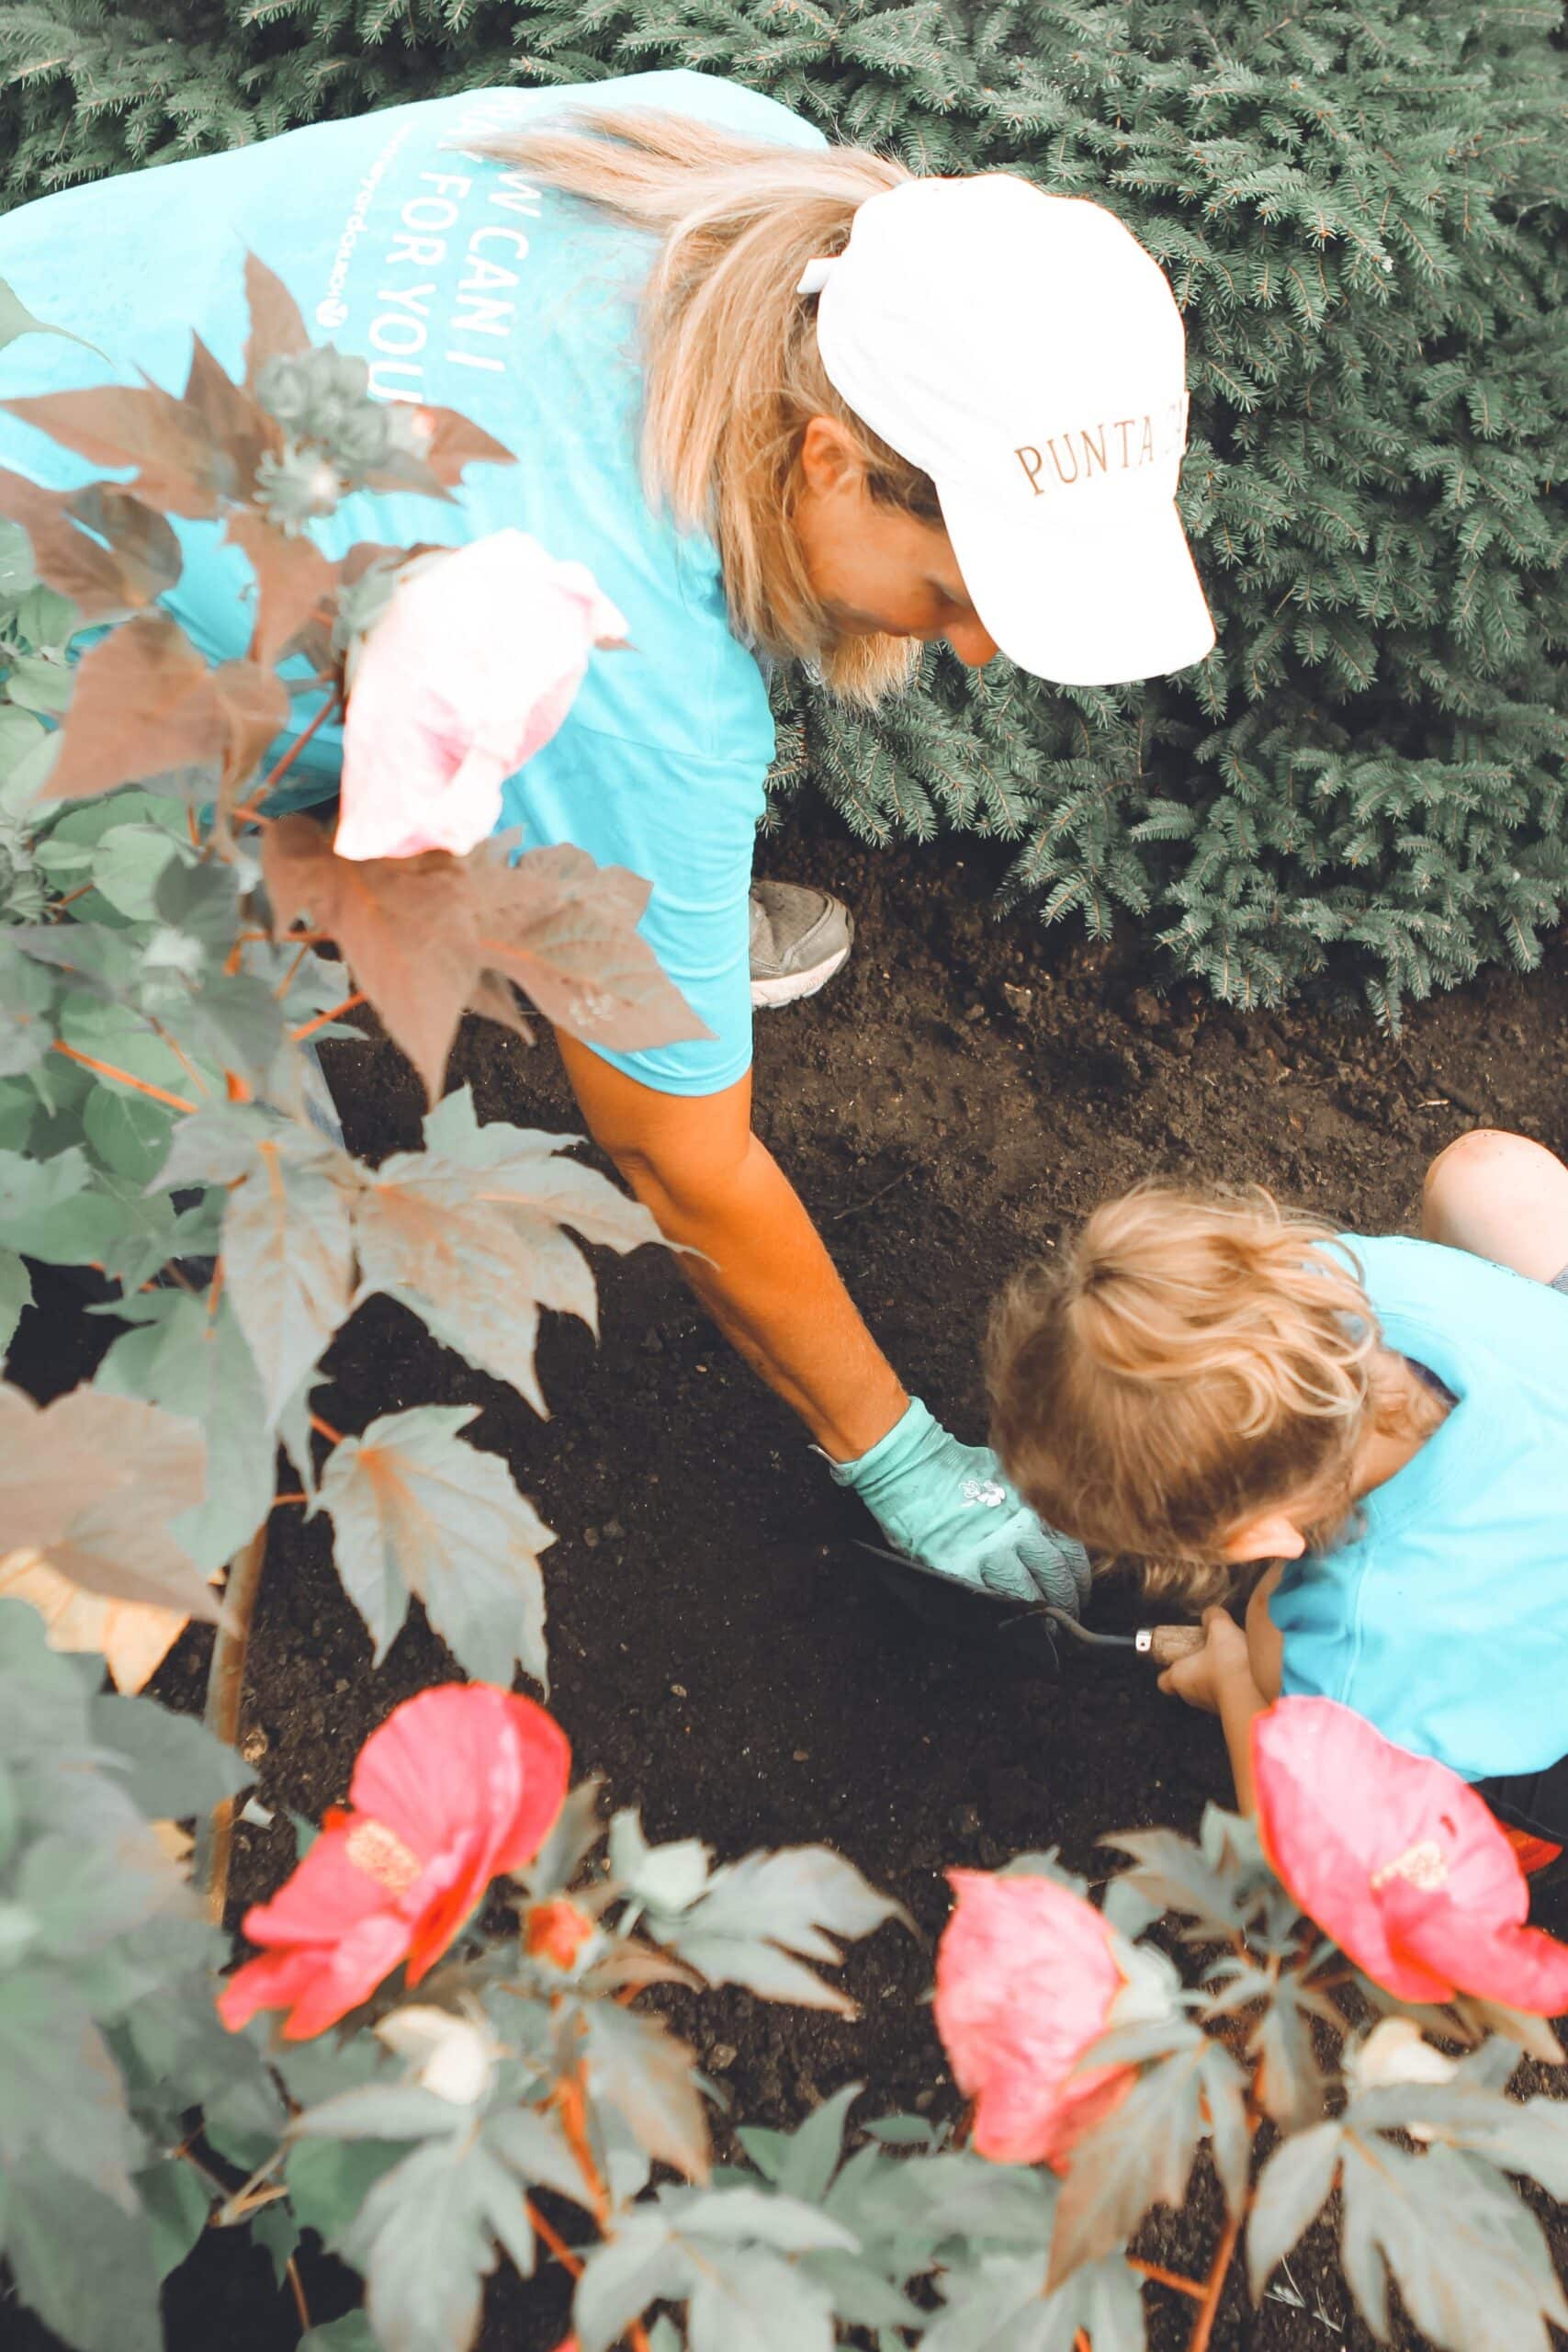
798,173,1215,687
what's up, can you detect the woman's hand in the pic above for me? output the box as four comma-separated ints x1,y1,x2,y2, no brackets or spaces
829,1399,1091,1614
1157,1605,1254,1714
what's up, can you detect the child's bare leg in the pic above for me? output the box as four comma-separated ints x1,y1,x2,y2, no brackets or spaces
1422,1129,1568,1283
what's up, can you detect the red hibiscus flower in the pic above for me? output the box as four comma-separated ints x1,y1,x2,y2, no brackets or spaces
218,1684,570,2040
933,1870,1136,2167
1253,1696,1568,2014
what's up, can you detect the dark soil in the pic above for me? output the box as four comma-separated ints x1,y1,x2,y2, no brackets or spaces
10,802,1568,2352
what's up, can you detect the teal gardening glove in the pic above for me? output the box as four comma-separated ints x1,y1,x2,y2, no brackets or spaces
829,1398,1091,1616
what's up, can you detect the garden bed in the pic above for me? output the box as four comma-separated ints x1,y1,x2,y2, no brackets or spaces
13,802,1568,2352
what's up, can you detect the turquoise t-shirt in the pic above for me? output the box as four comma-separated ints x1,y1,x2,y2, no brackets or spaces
1272,1235,1568,1781
0,69,824,1095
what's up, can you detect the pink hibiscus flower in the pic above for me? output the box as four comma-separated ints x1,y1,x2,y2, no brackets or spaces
335,528,627,861
933,1870,1136,2167
1252,1696,1568,2014
218,1684,570,2040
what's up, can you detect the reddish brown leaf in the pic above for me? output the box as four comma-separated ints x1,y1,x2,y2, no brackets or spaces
183,334,280,502
68,485,183,601
0,1381,219,1620
357,447,456,506
211,660,290,795
225,508,335,668
409,401,517,486
1,383,223,518
471,841,710,1055
44,615,224,801
0,469,137,622
243,252,309,389
261,816,482,1102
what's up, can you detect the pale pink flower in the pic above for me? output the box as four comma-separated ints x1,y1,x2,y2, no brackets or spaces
335,529,626,861
1253,1696,1568,2013
934,1870,1136,2167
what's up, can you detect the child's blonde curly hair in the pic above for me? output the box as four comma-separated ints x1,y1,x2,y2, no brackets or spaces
987,1185,1411,1606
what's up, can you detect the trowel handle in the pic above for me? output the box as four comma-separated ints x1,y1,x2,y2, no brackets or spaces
1135,1623,1207,1667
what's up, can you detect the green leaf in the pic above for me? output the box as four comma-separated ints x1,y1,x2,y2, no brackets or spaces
0,1245,31,1355
294,2083,467,2142
302,2318,379,2352
685,2239,836,2352
0,1970,146,2202
1340,2137,1568,2352
748,2079,863,2205
0,2158,162,2352
84,1085,176,1186
608,1809,711,1914
96,1287,273,1573
583,2000,711,2182
253,2198,303,2285
6,651,73,716
88,822,186,922
353,1130,658,1417
90,1690,249,1820
1048,2042,1209,2287
315,1405,552,1689
674,2185,857,2256
160,1112,355,1419
0,274,105,361
137,2152,212,2280
1247,2122,1344,2301
0,944,54,1079
285,2133,407,2243
663,1846,908,2017
338,2131,538,2352
575,2214,682,2352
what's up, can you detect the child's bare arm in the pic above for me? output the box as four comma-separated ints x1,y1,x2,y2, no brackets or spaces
1246,1562,1284,1701
1157,1605,1269,1813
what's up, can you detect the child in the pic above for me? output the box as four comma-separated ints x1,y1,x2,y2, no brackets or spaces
987,1130,1568,1850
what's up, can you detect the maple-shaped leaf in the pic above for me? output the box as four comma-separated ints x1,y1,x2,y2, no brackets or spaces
41,618,288,812
0,470,180,623
226,508,334,668
159,1106,356,1419
1,381,225,519
314,1404,552,1687
261,817,707,1103
0,1543,197,1693
352,1130,658,1414
182,334,280,504
42,614,223,801
471,841,713,1057
582,2002,711,2183
243,253,310,390
0,1381,218,1619
386,401,516,491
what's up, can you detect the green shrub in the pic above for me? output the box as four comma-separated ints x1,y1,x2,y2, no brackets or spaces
5,0,1567,1012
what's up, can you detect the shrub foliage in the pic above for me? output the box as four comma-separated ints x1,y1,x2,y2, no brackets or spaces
5,0,1568,1010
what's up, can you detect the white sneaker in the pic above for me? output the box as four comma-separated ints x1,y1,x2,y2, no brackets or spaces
749,880,855,1010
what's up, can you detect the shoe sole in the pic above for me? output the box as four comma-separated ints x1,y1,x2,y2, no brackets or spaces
750,922,854,1011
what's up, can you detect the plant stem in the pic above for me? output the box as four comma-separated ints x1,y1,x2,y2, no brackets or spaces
290,989,366,1044
1189,2191,1249,2352
196,1521,270,1926
238,690,340,819
1132,2258,1206,2301
526,2199,583,2278
285,2256,311,2335
310,1411,344,1445
51,1039,197,1115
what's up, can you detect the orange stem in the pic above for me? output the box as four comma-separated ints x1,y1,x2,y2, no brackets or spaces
225,1069,253,1103
1189,2185,1250,2352
309,1412,344,1445
51,1040,197,1115
273,940,313,1001
51,880,96,912
290,990,365,1044
240,690,340,818
525,2199,582,2279
272,1493,308,1508
555,2076,609,2230
207,1257,225,1322
1133,2259,1206,2302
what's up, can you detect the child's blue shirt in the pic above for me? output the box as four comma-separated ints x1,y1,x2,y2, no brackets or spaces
1271,1234,1568,1781
0,70,824,1097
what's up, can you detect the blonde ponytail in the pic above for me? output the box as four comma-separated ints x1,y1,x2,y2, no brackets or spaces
987,1186,1394,1602
468,108,939,704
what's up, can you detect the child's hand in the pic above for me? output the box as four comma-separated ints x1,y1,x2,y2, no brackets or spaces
1157,1605,1252,1714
